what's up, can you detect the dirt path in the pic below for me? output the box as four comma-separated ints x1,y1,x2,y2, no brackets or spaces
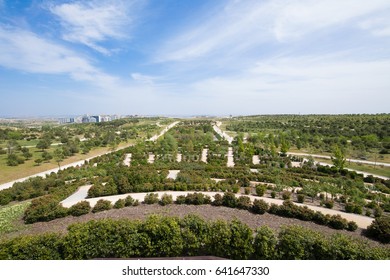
213,122,233,144
201,149,208,163
227,147,235,167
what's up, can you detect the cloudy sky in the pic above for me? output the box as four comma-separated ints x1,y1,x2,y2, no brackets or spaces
0,0,390,117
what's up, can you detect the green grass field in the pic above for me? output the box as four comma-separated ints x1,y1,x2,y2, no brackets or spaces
0,202,30,236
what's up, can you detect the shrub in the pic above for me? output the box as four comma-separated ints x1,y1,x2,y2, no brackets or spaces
345,203,362,214
113,199,126,209
222,192,237,208
92,200,112,213
140,215,183,257
212,194,223,206
228,219,254,259
207,220,231,258
24,196,68,224
347,221,358,232
282,191,291,200
253,226,278,259
366,216,390,243
256,185,266,197
277,225,328,260
244,187,251,195
133,199,140,206
374,207,383,218
124,195,135,207
175,195,186,204
297,194,305,203
236,196,251,210
64,219,150,259
185,193,211,205
312,211,329,226
143,193,159,204
68,201,91,217
179,214,209,256
271,191,276,198
159,194,173,206
324,200,334,209
251,199,269,215
328,215,348,230
0,233,63,260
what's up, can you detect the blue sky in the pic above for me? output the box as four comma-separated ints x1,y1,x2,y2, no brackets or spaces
0,0,390,117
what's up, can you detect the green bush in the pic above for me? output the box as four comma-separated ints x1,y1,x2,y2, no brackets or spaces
328,214,348,230
92,199,112,213
253,226,278,259
347,221,358,232
324,200,334,209
63,219,149,259
212,193,223,206
124,195,135,207
159,194,173,206
236,196,252,210
271,191,276,198
175,195,186,204
244,187,251,195
251,199,269,214
113,199,126,209
297,194,305,203
143,193,159,204
0,233,63,260
24,196,68,224
68,201,91,216
256,185,266,197
184,193,211,205
179,214,209,256
140,215,183,257
277,225,328,260
282,191,291,200
228,219,254,259
222,192,237,208
366,216,390,243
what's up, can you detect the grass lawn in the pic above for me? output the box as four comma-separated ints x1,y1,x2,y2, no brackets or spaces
0,202,30,236
0,140,135,185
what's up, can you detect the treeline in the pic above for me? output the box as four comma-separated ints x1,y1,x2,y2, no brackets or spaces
0,215,388,260
226,114,390,154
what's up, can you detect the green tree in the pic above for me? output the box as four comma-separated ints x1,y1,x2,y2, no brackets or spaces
54,148,64,169
331,145,346,171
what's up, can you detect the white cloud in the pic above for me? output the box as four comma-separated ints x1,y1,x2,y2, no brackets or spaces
50,0,141,55
0,25,117,88
156,0,390,62
359,17,390,37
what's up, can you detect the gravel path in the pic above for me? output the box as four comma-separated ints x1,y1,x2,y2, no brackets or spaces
201,149,208,163
227,147,235,167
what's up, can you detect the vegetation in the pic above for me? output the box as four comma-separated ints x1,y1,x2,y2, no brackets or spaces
0,215,389,260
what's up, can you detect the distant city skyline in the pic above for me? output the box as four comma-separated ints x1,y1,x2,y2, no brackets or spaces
1,0,390,116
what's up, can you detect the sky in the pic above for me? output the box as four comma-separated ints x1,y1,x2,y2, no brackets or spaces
0,0,390,117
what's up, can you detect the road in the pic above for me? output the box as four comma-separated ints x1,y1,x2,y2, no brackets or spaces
0,121,180,191
287,152,390,167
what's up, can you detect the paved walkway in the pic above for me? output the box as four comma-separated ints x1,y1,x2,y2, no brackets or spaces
288,152,390,167
213,121,233,144
60,187,374,228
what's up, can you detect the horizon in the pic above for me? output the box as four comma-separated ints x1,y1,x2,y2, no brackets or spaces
1,0,390,116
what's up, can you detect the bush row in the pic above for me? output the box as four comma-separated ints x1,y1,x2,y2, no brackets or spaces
1,215,388,260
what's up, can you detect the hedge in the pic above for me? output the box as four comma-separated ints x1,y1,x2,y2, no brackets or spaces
1,216,389,260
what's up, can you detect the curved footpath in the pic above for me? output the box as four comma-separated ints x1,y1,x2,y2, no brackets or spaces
288,152,390,167
0,121,180,191
60,187,374,229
